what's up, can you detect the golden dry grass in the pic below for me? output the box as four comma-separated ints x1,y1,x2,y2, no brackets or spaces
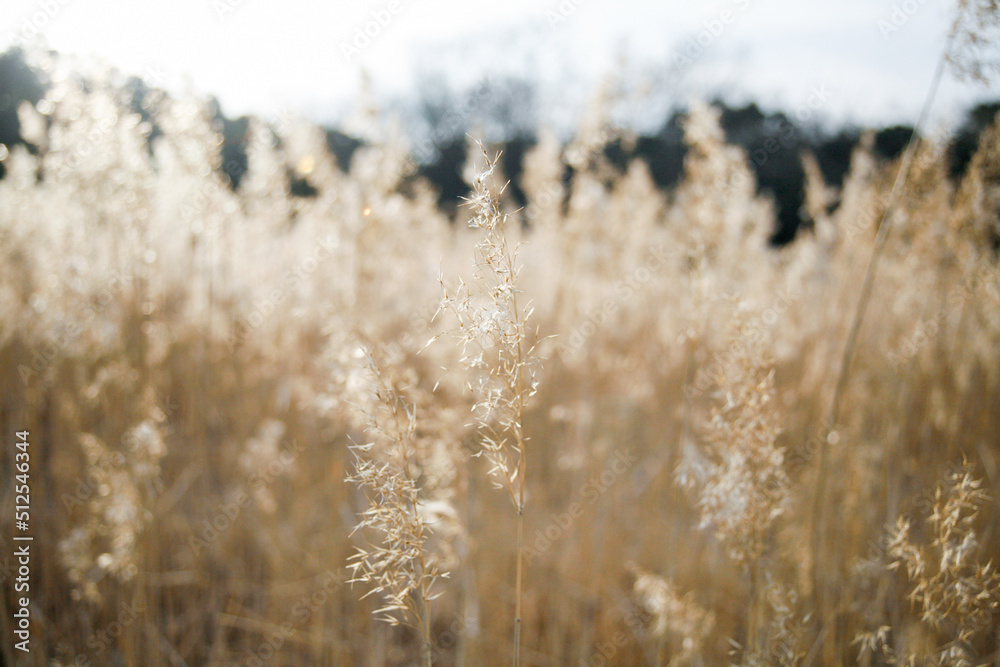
1,54,999,667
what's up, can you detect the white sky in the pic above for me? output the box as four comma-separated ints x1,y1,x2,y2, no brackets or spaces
2,0,997,132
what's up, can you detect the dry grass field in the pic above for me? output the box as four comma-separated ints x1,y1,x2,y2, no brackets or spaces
1,47,999,666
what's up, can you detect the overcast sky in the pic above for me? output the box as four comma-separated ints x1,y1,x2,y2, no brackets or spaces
2,0,997,133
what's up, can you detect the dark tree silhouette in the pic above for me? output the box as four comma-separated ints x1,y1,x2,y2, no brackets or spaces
325,128,363,172
949,102,1000,179
872,125,915,162
0,48,46,179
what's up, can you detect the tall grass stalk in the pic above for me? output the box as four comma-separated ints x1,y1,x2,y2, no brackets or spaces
437,142,540,666
811,31,954,661
346,352,444,666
